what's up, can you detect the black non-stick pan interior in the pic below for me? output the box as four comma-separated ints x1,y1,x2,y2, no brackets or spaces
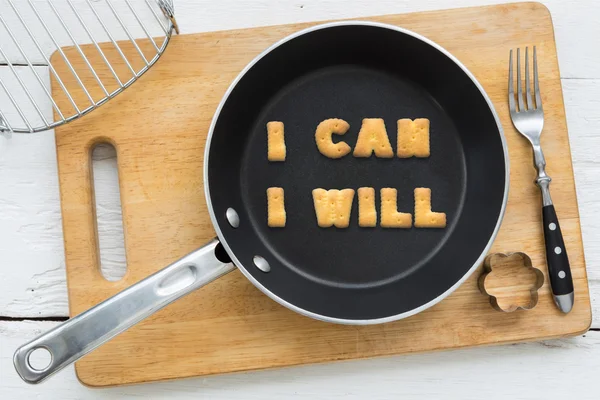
207,23,507,322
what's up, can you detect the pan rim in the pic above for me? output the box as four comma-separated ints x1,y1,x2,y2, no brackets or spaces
204,20,509,325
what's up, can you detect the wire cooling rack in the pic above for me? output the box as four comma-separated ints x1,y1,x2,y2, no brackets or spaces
0,0,178,134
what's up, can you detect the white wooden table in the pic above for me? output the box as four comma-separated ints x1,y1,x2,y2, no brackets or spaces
1,0,599,398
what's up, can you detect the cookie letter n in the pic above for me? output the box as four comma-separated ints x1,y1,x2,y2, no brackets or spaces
397,118,430,158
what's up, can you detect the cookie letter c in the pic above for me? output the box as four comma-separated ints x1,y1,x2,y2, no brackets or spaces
315,118,351,159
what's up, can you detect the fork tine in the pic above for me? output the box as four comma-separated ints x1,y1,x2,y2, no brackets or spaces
525,47,533,110
508,49,516,112
534,46,542,110
516,48,525,112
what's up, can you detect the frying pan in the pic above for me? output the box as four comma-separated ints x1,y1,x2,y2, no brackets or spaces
14,21,508,384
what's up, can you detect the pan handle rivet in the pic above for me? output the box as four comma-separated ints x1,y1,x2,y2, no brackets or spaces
226,208,240,228
253,256,271,273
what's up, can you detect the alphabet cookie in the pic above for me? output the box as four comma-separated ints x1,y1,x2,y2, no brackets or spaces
414,188,446,228
315,118,351,159
353,118,394,158
267,121,286,162
312,188,355,228
397,118,430,158
380,188,412,228
357,187,377,227
267,187,286,227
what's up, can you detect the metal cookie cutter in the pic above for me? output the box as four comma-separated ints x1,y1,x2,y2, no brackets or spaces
478,252,545,312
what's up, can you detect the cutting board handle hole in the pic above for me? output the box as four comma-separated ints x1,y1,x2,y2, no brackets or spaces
91,143,127,282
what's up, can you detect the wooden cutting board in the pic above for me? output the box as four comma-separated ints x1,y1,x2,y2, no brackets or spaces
52,2,591,387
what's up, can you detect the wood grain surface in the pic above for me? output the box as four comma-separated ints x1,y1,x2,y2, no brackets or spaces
51,2,591,387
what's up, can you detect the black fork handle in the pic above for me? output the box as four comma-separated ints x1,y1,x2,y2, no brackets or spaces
542,205,574,311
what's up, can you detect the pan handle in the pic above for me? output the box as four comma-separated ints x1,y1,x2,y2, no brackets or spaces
13,239,235,384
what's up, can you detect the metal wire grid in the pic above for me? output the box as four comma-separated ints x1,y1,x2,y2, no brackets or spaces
0,0,178,134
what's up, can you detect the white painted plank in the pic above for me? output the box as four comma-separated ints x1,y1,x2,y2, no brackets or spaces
2,320,600,398
0,1,599,79
0,66,53,132
173,0,600,79
0,0,170,64
563,78,600,324
0,66,67,317
0,130,67,317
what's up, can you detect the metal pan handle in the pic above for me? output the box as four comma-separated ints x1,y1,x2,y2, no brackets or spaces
13,239,235,384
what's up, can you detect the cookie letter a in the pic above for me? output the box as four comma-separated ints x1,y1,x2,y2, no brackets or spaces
353,118,394,158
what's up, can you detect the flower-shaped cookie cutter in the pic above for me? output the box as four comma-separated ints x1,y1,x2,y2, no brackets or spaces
478,252,545,312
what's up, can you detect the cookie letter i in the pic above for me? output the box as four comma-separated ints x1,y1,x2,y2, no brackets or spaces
267,187,286,227
267,121,286,161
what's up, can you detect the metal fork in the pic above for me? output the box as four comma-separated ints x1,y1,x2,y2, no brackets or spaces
508,46,573,313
